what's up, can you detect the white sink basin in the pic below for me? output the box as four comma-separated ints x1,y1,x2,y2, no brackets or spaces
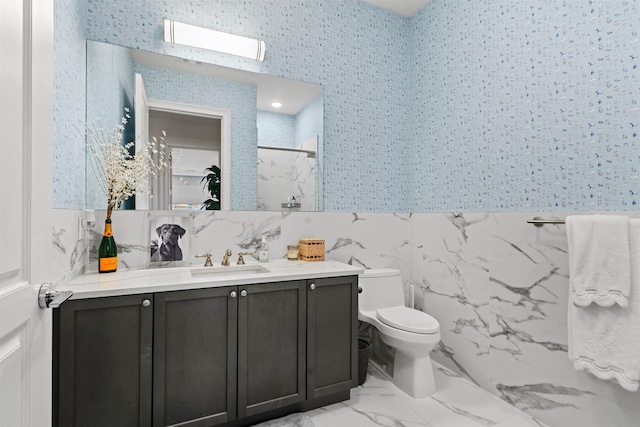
190,264,270,277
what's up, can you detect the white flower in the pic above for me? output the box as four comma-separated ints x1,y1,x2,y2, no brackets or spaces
85,114,169,219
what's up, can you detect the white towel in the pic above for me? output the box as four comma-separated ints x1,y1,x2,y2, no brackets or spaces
566,215,630,307
568,218,640,392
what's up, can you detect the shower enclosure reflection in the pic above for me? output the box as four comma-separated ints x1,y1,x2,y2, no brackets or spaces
257,136,318,211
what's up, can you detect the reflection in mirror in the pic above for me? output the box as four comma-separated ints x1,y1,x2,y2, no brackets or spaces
257,137,317,211
149,110,221,210
172,148,218,210
85,40,324,212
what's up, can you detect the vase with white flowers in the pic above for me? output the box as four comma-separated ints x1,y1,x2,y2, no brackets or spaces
86,109,169,273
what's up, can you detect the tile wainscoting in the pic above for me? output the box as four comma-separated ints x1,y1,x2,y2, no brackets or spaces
411,212,640,427
51,209,640,427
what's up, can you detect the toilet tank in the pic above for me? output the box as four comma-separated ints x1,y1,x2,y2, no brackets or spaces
358,268,405,312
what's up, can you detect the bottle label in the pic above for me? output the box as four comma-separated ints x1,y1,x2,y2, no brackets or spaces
99,257,118,272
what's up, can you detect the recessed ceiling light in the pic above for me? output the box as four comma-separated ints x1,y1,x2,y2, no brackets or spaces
271,101,283,108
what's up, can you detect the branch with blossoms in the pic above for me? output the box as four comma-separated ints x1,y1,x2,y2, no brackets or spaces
85,109,170,220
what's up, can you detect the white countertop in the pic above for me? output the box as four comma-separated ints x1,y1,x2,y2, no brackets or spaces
60,259,364,300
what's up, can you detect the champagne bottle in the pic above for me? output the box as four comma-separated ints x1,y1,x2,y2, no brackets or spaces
99,219,118,273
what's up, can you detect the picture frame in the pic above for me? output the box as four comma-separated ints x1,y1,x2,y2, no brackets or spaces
147,211,193,268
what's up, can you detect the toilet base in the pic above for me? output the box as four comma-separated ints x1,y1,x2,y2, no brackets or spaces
393,352,436,398
368,328,438,399
369,353,436,399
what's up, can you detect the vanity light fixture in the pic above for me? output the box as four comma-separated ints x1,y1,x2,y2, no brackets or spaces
163,19,266,61
271,101,283,108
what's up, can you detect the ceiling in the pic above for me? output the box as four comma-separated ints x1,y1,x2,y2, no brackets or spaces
131,49,323,116
362,0,430,17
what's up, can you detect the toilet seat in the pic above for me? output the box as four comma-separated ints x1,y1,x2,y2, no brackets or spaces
376,306,439,334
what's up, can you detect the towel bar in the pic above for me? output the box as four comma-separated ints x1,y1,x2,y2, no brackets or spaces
527,216,566,227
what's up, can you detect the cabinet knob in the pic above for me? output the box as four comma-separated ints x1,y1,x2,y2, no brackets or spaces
309,283,316,290
240,289,248,297
230,291,237,298
142,299,151,307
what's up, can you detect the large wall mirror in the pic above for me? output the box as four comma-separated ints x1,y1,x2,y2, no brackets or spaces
86,40,324,212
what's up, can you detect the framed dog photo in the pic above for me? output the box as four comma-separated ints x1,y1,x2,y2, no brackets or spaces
147,212,193,268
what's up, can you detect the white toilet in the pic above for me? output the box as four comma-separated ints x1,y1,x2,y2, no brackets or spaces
358,268,440,398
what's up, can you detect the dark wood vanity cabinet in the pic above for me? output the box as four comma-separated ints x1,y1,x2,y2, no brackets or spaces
153,287,238,427
237,281,307,419
53,276,357,427
53,293,154,427
307,276,358,399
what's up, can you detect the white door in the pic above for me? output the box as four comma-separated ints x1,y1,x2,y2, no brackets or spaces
0,0,54,426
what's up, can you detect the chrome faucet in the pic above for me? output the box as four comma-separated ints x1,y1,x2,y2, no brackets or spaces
195,253,213,267
221,249,232,266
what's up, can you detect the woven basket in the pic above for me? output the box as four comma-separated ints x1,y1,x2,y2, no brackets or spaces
357,339,371,385
299,238,325,261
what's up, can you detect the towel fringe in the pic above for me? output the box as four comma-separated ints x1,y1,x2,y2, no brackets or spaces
573,357,639,392
573,290,629,308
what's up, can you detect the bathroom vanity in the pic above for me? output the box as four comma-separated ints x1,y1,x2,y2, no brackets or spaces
53,260,362,427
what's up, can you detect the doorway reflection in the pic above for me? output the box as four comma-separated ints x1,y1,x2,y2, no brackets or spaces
149,110,221,210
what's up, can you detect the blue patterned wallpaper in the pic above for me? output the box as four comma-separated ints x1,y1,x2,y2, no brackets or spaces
411,0,640,212
53,0,87,208
85,41,135,210
257,93,324,152
257,111,296,149
55,0,638,212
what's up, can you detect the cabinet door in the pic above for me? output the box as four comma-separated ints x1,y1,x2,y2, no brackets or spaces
307,276,358,399
237,281,306,418
54,294,153,427
153,287,238,427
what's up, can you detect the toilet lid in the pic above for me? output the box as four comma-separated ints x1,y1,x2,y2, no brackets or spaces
376,306,439,334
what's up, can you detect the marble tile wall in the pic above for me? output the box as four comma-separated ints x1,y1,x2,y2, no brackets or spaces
257,149,317,211
410,213,491,386
82,210,410,277
54,207,640,426
413,211,640,427
51,209,89,287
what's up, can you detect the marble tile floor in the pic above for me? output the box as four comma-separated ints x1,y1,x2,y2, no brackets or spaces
259,362,548,427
